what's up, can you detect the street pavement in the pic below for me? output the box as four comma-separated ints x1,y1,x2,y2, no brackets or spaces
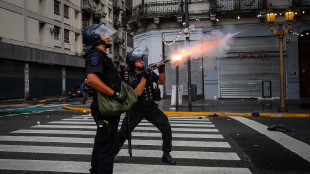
0,98,309,173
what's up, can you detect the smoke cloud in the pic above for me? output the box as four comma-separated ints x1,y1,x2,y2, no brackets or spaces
169,30,241,68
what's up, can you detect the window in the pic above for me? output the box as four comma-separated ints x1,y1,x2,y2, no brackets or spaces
54,0,60,15
64,5,69,19
54,26,60,41
108,8,111,18
64,29,70,43
127,34,133,47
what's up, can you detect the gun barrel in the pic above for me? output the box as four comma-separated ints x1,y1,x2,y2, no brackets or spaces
162,59,169,63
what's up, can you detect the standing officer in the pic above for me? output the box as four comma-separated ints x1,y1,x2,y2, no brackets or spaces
83,23,128,174
118,48,176,165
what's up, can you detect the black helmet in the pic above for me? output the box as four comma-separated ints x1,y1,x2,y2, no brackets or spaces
126,48,149,70
83,23,117,47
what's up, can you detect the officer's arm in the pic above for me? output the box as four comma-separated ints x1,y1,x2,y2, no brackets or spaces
157,73,166,85
87,73,114,96
135,77,146,96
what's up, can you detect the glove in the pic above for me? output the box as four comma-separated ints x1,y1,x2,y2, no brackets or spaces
141,69,151,79
112,91,128,104
158,64,165,73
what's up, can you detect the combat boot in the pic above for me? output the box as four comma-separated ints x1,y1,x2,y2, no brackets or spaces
162,152,176,165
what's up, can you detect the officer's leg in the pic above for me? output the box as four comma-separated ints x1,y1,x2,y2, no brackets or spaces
117,110,143,150
145,107,176,165
95,116,120,174
90,109,99,173
90,108,121,174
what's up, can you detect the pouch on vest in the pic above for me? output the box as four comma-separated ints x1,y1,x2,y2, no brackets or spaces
154,83,161,101
97,81,138,116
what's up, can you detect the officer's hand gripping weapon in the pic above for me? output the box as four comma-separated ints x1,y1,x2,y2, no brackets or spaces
139,60,169,75
146,59,169,71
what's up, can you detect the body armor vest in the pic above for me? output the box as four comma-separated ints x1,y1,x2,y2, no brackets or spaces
128,70,155,106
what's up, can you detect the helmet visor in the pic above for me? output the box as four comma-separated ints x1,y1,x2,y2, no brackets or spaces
131,48,149,60
94,24,118,39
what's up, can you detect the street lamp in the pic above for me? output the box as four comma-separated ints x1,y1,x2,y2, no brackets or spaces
266,7,294,112
184,0,192,111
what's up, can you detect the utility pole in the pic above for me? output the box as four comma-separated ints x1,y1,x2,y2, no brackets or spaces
176,66,179,111
184,0,192,111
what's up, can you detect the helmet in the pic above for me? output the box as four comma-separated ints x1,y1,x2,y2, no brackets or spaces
83,23,117,48
126,48,149,70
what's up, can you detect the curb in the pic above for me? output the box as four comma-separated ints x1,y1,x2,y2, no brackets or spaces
63,106,310,118
0,98,67,105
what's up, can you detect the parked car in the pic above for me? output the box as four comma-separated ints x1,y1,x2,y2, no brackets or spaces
67,85,94,98
68,85,83,98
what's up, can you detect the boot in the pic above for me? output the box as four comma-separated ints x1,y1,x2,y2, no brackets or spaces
162,152,176,165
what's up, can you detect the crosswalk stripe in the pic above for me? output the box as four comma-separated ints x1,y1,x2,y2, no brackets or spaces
11,129,224,139
125,139,230,148
31,125,219,132
62,118,212,124
231,116,310,163
0,136,229,147
0,113,253,173
0,159,252,174
70,117,209,122
0,145,238,160
48,121,215,127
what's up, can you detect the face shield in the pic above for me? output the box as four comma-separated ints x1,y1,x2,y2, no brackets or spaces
131,48,149,60
93,23,118,40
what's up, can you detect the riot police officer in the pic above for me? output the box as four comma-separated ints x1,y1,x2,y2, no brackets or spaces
118,48,176,165
83,23,128,174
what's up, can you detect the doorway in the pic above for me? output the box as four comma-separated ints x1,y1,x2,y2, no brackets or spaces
299,30,310,98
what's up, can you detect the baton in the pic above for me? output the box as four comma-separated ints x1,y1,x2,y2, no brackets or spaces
126,112,132,158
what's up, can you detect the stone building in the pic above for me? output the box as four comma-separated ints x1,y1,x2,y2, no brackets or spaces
0,0,129,99
124,0,310,100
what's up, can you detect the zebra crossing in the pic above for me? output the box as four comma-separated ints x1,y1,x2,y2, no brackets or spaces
0,114,252,174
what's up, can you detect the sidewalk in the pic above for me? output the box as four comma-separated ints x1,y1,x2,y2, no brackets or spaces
64,98,310,117
0,97,67,105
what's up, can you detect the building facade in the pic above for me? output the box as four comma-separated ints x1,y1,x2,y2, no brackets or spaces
0,0,130,99
125,0,310,100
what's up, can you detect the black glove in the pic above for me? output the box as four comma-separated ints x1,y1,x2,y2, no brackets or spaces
141,69,151,79
112,91,127,104
158,64,165,73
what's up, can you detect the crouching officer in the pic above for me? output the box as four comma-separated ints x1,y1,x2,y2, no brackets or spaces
118,48,176,165
83,23,128,174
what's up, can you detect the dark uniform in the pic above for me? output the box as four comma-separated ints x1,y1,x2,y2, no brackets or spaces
85,49,122,174
118,70,172,154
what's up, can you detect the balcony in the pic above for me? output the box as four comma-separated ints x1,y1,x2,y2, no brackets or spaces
114,37,125,45
125,0,183,22
113,0,123,12
113,20,121,29
82,21,89,31
292,0,310,8
114,52,124,61
209,0,266,16
82,0,105,18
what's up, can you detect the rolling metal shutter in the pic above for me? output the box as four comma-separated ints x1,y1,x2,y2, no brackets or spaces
66,66,86,93
0,60,24,99
164,41,203,96
29,63,62,98
219,36,282,98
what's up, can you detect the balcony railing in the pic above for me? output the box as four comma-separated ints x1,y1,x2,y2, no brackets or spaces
113,0,123,12
292,0,310,7
125,0,183,22
209,0,265,13
82,21,89,31
82,0,96,13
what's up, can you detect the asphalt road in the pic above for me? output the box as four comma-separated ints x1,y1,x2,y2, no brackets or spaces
0,101,309,174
